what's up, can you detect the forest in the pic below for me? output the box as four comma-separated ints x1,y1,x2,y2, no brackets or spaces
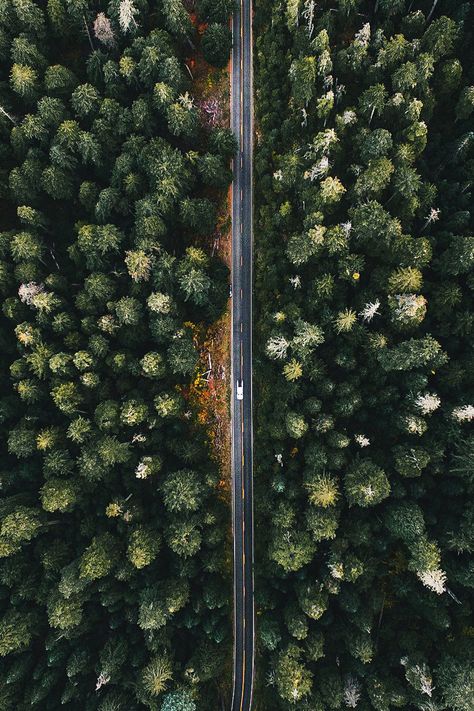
0,1,234,709
1,0,474,710
254,1,474,709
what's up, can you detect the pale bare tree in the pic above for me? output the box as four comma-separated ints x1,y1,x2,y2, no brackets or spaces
119,0,139,32
94,13,115,47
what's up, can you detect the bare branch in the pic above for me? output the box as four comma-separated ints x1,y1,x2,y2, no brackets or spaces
0,105,17,125
83,14,95,51
427,0,439,24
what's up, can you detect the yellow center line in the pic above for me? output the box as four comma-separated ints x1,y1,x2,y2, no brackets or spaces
236,3,252,711
240,648,246,711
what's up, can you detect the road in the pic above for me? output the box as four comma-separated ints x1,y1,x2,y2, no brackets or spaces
230,0,254,709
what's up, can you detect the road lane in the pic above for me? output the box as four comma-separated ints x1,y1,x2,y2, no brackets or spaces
230,0,254,709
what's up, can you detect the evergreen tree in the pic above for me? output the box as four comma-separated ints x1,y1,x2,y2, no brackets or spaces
201,24,232,69
253,2,474,707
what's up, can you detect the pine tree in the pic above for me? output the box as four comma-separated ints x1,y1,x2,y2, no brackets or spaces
201,24,232,69
127,526,161,569
275,644,313,703
162,470,205,513
160,689,196,711
139,655,173,697
0,610,36,656
79,534,119,580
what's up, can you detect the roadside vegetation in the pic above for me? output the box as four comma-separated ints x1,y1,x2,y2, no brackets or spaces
0,1,234,709
254,1,474,709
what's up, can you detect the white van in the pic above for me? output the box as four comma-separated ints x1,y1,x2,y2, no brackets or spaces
236,380,243,400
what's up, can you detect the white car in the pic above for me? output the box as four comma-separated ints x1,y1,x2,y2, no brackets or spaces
236,380,243,400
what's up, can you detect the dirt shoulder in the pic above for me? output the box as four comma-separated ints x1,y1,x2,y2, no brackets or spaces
185,20,232,495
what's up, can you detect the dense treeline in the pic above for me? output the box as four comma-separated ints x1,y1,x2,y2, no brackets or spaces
0,1,233,709
254,1,474,709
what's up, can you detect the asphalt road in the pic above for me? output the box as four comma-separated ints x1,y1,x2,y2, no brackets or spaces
230,0,255,709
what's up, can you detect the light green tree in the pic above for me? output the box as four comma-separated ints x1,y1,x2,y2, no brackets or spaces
344,459,390,507
127,526,161,569
0,610,36,656
289,56,317,106
139,655,173,697
47,593,83,630
166,518,202,558
79,533,119,580
275,644,313,704
10,64,38,101
269,528,316,572
162,470,205,513
40,478,79,513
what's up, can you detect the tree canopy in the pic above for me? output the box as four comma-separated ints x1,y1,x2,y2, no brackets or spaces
0,1,233,708
254,1,474,708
